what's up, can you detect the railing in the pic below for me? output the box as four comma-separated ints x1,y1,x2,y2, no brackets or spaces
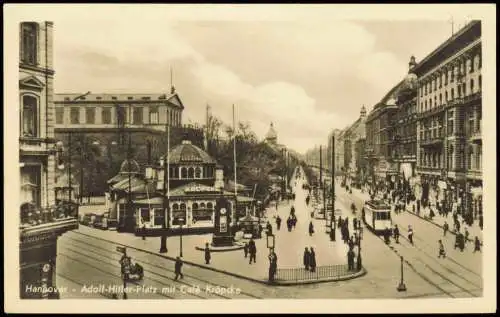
20,201,79,229
275,264,362,282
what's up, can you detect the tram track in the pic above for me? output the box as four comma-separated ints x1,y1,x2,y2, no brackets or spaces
341,193,481,298
61,231,262,299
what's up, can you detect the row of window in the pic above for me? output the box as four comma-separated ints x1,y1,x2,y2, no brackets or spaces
55,106,181,126
419,145,482,170
420,76,481,112
64,96,157,101
419,53,482,97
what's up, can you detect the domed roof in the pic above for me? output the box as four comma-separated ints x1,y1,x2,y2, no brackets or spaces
164,140,216,164
266,122,278,140
119,159,141,174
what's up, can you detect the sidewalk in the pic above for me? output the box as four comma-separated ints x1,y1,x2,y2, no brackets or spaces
74,171,362,285
349,187,483,242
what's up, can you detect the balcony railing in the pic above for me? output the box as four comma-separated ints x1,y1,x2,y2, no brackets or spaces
20,201,79,238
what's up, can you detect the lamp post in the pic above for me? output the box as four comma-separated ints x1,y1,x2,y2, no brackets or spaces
356,225,363,270
179,217,184,257
160,125,170,253
397,255,407,291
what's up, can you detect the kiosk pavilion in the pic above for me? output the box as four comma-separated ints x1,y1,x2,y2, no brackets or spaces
106,137,255,235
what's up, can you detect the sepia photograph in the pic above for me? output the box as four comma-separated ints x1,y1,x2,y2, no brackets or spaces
3,3,496,314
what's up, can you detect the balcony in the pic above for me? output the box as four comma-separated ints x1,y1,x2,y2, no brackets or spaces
20,201,79,242
420,136,444,147
418,104,446,119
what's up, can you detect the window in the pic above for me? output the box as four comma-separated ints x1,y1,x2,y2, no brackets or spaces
154,209,164,226
181,167,187,179
424,100,427,111
117,106,126,126
424,84,427,95
102,107,111,124
430,99,433,108
70,107,80,124
447,110,454,135
188,167,194,178
85,107,96,124
451,67,455,82
128,97,133,100
172,203,186,225
451,88,454,100
64,97,70,101
470,79,475,93
96,96,102,100
445,91,448,102
195,167,202,179
133,107,143,124
21,23,37,65
458,85,462,97
142,97,151,100
55,107,64,124
467,58,472,73
476,145,482,170
437,76,441,88
471,56,475,73
112,96,117,100
468,146,473,170
434,96,437,107
140,208,151,223
22,95,38,137
20,166,41,208
439,94,442,105
149,107,159,124
448,145,454,170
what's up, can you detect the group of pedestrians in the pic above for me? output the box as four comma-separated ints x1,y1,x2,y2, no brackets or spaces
243,238,258,264
287,206,298,232
303,247,317,272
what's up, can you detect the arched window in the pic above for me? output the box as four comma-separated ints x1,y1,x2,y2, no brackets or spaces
195,167,202,179
181,167,187,179
22,95,38,137
192,203,199,211
21,23,38,65
180,203,186,211
188,167,194,179
200,203,206,209
173,203,179,211
207,203,213,211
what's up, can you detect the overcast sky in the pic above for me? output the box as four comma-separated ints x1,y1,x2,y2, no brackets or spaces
43,5,476,154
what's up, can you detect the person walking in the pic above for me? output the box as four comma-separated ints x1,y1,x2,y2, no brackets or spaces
408,225,414,245
464,228,470,245
309,247,317,272
258,223,263,239
243,242,249,258
142,223,146,240
438,240,446,258
303,247,311,271
248,238,257,264
276,215,282,231
204,243,211,264
393,224,400,244
287,217,292,232
308,221,315,236
174,256,184,280
266,221,273,236
348,236,355,250
353,218,358,230
473,236,481,253
443,221,449,236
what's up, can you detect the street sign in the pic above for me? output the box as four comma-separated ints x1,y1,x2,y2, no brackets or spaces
116,246,126,253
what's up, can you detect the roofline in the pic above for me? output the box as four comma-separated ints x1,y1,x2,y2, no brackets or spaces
411,20,480,74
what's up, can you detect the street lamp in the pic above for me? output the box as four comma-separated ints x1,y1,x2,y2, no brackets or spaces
397,255,407,291
179,217,184,257
356,225,363,270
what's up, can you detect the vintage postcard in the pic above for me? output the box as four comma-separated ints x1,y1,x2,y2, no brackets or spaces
3,3,496,314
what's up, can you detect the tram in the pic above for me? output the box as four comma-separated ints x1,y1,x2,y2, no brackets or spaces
363,199,392,234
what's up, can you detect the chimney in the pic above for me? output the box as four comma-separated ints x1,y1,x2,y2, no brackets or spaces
360,105,367,118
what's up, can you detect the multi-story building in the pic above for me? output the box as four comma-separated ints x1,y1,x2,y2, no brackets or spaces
413,21,482,218
365,81,402,187
19,21,78,299
389,56,419,186
342,106,367,181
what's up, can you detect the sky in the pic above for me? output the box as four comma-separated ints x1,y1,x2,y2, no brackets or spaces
42,5,476,154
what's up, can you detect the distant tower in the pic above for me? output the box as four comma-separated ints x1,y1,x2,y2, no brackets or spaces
265,122,278,145
408,55,417,72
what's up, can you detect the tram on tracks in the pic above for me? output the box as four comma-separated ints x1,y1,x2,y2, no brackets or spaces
362,199,392,234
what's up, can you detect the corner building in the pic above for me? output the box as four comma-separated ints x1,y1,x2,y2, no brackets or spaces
413,21,482,217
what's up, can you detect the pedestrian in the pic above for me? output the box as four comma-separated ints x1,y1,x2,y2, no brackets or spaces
292,215,297,229
268,250,278,283
384,227,391,244
276,215,282,231
308,221,315,236
353,218,357,230
458,232,465,252
243,242,249,258
338,216,342,229
142,223,146,240
473,236,481,253
248,238,257,264
393,224,400,244
287,217,292,232
438,240,446,258
348,236,355,250
309,247,317,272
290,205,295,216
258,223,263,238
303,247,311,271
443,221,449,236
174,256,184,280
464,228,470,244
347,248,355,271
456,220,461,233
408,225,414,245
204,243,211,264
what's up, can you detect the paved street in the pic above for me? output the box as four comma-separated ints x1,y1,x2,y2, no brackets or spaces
53,166,480,299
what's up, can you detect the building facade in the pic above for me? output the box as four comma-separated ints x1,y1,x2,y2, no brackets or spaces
342,106,367,181
19,21,78,299
413,21,482,218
